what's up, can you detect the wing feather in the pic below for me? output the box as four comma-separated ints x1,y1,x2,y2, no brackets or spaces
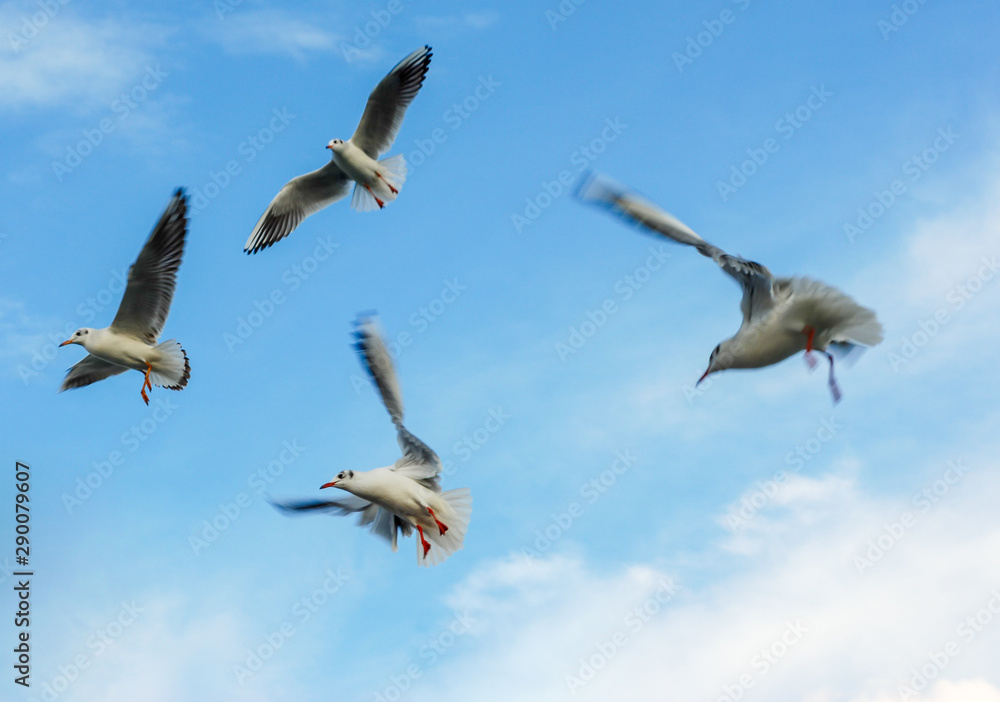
60,355,128,391
351,46,432,158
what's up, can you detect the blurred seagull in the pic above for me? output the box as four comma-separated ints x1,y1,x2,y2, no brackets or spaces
272,315,471,566
60,189,191,404
576,172,883,402
245,45,433,254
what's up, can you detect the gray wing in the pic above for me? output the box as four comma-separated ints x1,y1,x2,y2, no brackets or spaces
577,171,776,323
270,496,413,551
109,189,187,342
245,161,350,254
350,45,432,159
60,355,128,392
352,314,442,490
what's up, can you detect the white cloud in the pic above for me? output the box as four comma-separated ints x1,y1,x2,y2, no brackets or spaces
0,4,168,111
396,453,1000,702
204,9,339,62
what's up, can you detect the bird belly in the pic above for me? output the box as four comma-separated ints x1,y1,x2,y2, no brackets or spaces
332,145,377,184
86,335,153,372
728,325,805,369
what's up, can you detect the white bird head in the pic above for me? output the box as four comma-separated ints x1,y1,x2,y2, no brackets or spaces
697,341,731,386
326,138,346,153
60,328,93,348
320,469,356,491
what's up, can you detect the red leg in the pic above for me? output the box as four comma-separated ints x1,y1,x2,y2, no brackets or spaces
140,362,152,405
427,507,448,535
803,325,816,352
416,525,431,558
375,171,398,195
364,183,385,208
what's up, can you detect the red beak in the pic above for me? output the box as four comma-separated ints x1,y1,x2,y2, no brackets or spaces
320,481,338,489
696,368,710,386
59,339,73,347
326,145,333,150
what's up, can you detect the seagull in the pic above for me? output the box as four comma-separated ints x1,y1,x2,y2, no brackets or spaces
576,172,883,402
272,315,471,566
59,189,190,404
244,45,433,254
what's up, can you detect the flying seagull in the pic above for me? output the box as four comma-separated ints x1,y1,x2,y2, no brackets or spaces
60,189,191,404
272,315,471,566
576,172,883,402
245,45,433,254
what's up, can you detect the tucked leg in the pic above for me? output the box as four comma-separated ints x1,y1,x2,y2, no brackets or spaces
803,325,818,370
375,171,398,195
140,362,152,405
416,525,431,558
364,183,385,209
427,507,449,535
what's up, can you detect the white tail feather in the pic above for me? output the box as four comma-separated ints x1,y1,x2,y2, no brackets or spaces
351,154,407,212
788,277,884,347
418,487,472,567
150,339,190,389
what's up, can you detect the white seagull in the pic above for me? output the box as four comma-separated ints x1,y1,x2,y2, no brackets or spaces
244,45,433,254
576,172,883,402
272,315,471,566
60,189,191,404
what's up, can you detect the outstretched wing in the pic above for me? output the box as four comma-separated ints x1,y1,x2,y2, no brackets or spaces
353,314,442,490
576,171,777,323
110,189,187,342
245,161,350,254
270,496,413,551
60,355,128,391
351,46,432,159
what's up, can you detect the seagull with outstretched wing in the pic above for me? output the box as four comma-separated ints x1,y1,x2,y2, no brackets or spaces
60,189,191,404
272,314,471,566
576,172,883,402
245,45,432,254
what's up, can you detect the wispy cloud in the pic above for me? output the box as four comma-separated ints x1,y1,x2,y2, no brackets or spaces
203,9,340,62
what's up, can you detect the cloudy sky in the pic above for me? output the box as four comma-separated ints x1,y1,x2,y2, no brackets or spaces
2,0,999,700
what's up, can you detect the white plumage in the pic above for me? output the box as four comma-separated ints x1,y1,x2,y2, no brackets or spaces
59,189,190,404
272,314,471,566
576,172,883,402
244,46,432,254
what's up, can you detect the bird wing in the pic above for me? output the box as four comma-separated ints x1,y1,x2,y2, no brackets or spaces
270,496,413,551
245,161,350,254
109,189,187,342
577,171,777,323
350,45,432,159
60,354,128,391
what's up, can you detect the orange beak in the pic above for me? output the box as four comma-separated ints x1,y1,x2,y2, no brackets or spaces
59,339,73,347
320,481,338,489
326,145,333,150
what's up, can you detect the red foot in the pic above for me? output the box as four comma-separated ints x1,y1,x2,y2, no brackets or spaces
140,362,152,404
416,525,431,558
376,171,399,195
427,507,448,535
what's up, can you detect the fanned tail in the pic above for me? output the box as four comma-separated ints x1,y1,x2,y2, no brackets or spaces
150,339,190,390
418,488,472,567
351,154,407,212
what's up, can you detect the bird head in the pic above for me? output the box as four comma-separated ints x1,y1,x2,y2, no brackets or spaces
60,328,92,348
326,138,345,153
321,469,355,490
697,342,728,386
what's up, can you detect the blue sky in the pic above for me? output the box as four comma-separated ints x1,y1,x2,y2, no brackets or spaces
2,0,1000,700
